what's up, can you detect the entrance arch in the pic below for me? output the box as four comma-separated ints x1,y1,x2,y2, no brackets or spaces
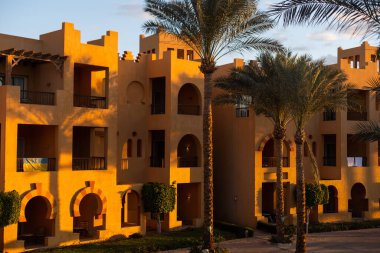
349,183,368,218
323,186,338,213
121,190,141,227
18,196,54,247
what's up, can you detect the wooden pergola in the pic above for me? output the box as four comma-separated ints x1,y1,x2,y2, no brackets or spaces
0,48,67,84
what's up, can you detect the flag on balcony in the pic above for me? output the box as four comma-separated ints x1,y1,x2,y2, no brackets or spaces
23,158,48,172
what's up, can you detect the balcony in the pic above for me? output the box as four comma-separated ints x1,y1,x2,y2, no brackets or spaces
323,110,336,121
20,90,55,105
323,157,336,166
178,104,200,115
347,157,367,167
17,158,56,172
262,157,290,168
74,95,107,109
72,157,106,171
236,108,249,118
347,111,367,121
178,156,198,168
150,156,164,168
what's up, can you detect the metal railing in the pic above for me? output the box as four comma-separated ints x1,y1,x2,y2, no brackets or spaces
347,111,367,121
178,104,200,115
177,156,198,167
151,103,165,114
72,157,106,170
323,110,336,121
262,157,289,168
347,156,367,167
17,158,56,172
323,157,337,166
150,156,165,168
74,95,107,109
236,108,249,118
20,90,55,105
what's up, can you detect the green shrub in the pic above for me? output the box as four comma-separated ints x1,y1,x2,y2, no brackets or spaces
309,219,380,233
0,190,21,227
214,221,254,238
305,183,329,208
141,182,176,214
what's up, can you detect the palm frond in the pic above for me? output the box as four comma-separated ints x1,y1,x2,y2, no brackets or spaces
354,121,380,142
270,0,380,40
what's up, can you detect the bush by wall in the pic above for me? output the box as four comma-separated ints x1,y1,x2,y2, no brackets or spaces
0,190,21,227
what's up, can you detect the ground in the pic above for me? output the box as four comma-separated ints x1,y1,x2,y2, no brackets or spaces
168,228,380,253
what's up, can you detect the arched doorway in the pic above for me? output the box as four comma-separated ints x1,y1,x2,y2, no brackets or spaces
177,183,201,225
18,196,54,248
177,134,201,167
323,186,338,213
73,193,105,240
262,138,290,168
178,83,201,115
349,183,368,218
121,190,141,227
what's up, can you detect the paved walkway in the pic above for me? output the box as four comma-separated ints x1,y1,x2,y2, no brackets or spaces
165,228,380,253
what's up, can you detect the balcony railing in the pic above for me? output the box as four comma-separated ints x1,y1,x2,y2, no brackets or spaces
72,157,106,170
74,95,107,109
151,103,165,114
347,111,367,121
323,157,336,166
347,156,367,167
178,104,200,115
262,157,289,168
323,111,336,121
17,158,56,172
20,90,55,105
178,156,198,167
236,108,249,118
150,156,165,168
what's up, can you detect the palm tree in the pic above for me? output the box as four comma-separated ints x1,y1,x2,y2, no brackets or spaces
215,51,299,243
270,0,380,41
288,57,349,253
143,0,282,250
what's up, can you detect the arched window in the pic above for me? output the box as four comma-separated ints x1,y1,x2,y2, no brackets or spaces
137,139,142,157
349,183,368,218
262,138,290,168
178,84,201,115
323,186,338,213
177,134,201,167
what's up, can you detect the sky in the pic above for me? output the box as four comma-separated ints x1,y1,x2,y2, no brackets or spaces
0,0,377,65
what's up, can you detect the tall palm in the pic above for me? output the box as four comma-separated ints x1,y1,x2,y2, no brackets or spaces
215,52,300,243
270,0,380,41
288,58,349,253
143,0,282,250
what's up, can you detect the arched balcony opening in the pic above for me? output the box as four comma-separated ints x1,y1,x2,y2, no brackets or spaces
73,193,105,240
177,134,201,168
178,83,201,115
121,190,141,227
262,138,290,168
18,196,54,248
349,183,368,218
323,186,338,213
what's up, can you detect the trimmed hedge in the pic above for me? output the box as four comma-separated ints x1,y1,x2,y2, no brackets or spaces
141,182,176,214
257,219,380,234
0,190,21,227
215,221,254,238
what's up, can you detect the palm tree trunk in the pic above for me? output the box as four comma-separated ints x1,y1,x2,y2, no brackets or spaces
274,125,285,242
203,72,215,250
295,129,306,253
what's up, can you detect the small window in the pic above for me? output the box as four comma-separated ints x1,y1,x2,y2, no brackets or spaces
177,49,185,59
187,50,194,60
147,50,151,54
127,139,133,157
167,48,174,51
0,75,4,86
137,139,142,157
152,49,156,54
354,55,360,69
371,55,377,62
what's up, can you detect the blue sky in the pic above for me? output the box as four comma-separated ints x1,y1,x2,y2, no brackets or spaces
0,0,377,64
